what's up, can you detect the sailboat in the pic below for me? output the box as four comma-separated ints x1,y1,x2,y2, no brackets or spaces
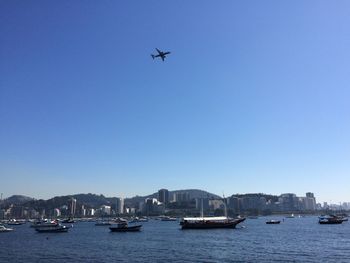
180,197,245,229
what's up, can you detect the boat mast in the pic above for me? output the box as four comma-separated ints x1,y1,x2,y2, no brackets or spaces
223,193,227,218
201,198,204,218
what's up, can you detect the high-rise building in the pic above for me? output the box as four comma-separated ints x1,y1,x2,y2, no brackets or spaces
306,192,315,198
116,197,124,214
304,192,316,211
174,192,190,202
279,193,298,211
158,189,169,204
227,196,240,212
69,198,77,217
101,205,111,215
195,198,210,211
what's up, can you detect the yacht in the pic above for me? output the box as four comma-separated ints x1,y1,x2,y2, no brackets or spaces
0,225,14,232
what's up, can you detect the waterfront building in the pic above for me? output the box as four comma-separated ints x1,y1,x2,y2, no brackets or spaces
195,198,210,211
304,193,316,211
0,209,5,220
81,205,86,217
116,197,124,214
144,198,162,215
158,189,169,204
69,198,77,217
227,196,240,212
209,199,225,210
174,192,190,202
279,193,299,211
10,205,24,219
101,205,111,216
239,196,266,211
86,208,95,216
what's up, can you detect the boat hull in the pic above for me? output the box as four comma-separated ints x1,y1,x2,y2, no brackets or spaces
35,226,69,233
266,221,280,224
319,220,343,225
109,225,142,232
180,218,245,230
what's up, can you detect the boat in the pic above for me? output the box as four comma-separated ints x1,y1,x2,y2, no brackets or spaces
286,214,295,218
7,219,25,225
318,215,343,225
248,216,259,219
35,224,69,233
180,196,245,229
31,219,59,228
129,217,149,223
266,220,281,224
95,221,111,226
180,216,245,229
0,225,14,232
62,218,75,224
109,223,142,232
160,216,177,222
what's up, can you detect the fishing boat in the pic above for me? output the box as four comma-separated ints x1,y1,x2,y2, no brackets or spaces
0,225,14,232
266,220,281,224
109,223,142,232
318,215,343,225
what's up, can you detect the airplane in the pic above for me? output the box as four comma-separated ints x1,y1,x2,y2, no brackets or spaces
151,48,171,61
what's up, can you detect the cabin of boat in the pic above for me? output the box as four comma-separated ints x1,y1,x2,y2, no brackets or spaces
180,216,245,229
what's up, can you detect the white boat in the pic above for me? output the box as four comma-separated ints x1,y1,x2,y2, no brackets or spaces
160,216,177,221
0,225,14,232
31,219,59,228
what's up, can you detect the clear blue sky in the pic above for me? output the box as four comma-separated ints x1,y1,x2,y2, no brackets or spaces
1,1,349,203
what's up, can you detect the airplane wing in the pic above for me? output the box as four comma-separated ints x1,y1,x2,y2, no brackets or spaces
164,52,171,55
156,48,162,54
161,56,165,61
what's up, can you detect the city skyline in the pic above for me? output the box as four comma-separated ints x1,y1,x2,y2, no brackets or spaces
0,189,347,205
1,1,350,203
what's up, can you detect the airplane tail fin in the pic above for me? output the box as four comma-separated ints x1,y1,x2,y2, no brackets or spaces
151,54,155,59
